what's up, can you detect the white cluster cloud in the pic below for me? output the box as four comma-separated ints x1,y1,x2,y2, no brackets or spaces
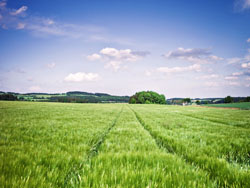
0,1,104,38
87,53,101,61
235,0,250,10
228,52,250,65
225,76,238,80
10,6,27,16
232,72,243,76
163,47,223,64
157,64,201,74
164,48,210,58
200,74,219,79
247,38,250,43
100,48,148,62
64,72,99,82
104,61,122,71
0,1,6,8
87,47,149,71
242,62,250,68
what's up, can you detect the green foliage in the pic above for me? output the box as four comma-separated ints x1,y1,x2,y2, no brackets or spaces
196,100,201,105
245,96,250,102
183,98,191,103
130,98,136,104
129,91,166,104
0,94,17,101
224,96,234,103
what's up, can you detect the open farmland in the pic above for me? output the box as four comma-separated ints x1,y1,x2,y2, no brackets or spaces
0,101,249,187
202,102,250,110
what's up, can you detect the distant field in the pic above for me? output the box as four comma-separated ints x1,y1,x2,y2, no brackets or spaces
0,101,249,187
202,102,250,110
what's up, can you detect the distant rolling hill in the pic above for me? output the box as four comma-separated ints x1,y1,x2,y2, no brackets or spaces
0,91,130,103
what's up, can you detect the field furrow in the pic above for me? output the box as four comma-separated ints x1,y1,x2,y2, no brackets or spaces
175,108,250,129
130,104,250,187
79,105,217,187
1,101,249,187
64,106,124,187
0,101,122,187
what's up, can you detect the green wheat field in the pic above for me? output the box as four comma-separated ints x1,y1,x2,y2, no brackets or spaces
0,101,250,187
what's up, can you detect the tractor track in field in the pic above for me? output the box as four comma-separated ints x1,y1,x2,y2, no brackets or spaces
128,105,250,188
175,112,249,129
128,105,175,153
63,106,124,187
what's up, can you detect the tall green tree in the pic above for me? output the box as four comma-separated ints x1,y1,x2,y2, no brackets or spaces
129,91,166,104
224,96,233,103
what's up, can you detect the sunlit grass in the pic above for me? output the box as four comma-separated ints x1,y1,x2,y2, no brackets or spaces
0,101,249,187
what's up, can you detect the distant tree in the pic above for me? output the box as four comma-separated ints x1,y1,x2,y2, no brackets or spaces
203,101,209,104
196,100,200,105
183,98,191,103
129,91,166,104
0,94,17,101
224,96,233,103
245,96,250,102
19,96,24,101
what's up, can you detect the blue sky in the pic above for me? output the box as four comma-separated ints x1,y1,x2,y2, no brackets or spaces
0,0,250,98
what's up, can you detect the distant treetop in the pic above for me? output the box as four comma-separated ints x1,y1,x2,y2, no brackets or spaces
129,91,166,104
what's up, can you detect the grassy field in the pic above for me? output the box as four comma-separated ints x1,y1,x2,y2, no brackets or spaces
202,102,250,110
0,101,249,187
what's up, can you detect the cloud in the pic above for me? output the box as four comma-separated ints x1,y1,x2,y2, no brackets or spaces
16,22,25,29
47,62,56,69
242,62,250,68
64,72,100,82
100,47,148,62
87,53,101,61
131,51,150,57
228,81,240,86
246,76,250,80
87,47,149,71
227,57,242,64
235,0,250,10
224,76,238,80
0,1,6,8
29,85,41,92
10,6,28,16
157,64,201,73
247,38,250,43
205,82,219,87
104,61,122,71
164,48,210,59
232,72,243,76
145,70,152,76
163,47,223,64
0,1,104,39
200,74,219,79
